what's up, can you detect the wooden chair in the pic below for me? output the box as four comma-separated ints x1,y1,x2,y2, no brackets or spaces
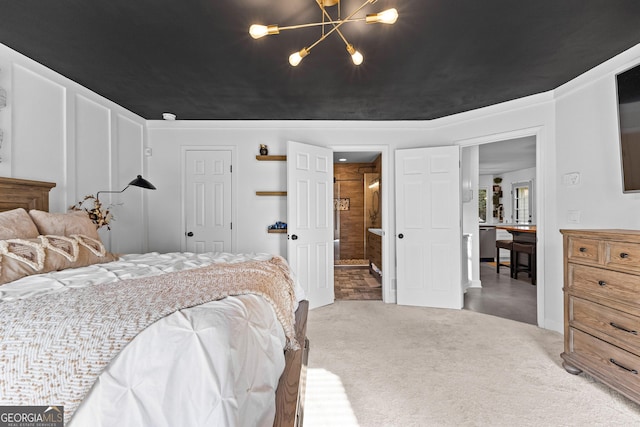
513,242,536,285
495,240,514,277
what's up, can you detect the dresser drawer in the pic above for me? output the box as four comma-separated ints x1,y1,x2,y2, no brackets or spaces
567,237,601,264
569,264,640,306
569,328,640,395
606,241,640,273
570,296,640,355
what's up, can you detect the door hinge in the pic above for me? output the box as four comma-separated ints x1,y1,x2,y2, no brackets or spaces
230,222,233,230
230,165,233,173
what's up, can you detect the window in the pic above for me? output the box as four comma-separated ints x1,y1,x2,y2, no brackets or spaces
512,180,534,224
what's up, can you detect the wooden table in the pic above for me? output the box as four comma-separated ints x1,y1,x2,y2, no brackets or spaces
496,225,537,243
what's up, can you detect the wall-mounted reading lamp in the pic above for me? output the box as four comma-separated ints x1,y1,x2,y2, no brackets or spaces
96,175,156,201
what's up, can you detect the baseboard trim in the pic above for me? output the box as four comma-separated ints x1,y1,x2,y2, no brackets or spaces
469,279,482,289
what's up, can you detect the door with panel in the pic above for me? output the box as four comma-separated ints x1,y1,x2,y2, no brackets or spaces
184,150,232,253
287,141,334,309
395,146,462,309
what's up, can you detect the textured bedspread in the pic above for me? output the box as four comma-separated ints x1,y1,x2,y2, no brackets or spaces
0,253,300,426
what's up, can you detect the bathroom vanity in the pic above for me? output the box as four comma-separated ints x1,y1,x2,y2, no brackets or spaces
367,228,383,282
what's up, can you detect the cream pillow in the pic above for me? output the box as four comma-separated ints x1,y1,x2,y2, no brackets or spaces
29,210,100,240
0,208,40,240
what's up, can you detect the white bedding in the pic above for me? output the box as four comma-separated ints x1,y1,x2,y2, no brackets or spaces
0,252,304,427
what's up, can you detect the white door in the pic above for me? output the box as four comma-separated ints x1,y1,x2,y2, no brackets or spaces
184,150,232,253
395,146,462,308
287,141,334,309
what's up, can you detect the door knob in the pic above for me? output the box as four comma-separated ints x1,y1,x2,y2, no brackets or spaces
291,234,298,240
186,231,194,237
398,233,404,239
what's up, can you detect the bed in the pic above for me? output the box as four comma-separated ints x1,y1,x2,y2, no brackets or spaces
0,177,309,427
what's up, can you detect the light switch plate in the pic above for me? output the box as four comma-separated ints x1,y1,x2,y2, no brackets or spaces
567,210,581,223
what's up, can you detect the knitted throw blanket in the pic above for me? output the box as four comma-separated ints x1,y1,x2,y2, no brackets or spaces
0,256,298,421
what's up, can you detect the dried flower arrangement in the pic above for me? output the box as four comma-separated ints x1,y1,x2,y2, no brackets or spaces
69,195,114,230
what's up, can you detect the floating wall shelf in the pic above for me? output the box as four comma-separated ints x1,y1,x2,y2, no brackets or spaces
256,154,287,234
267,228,287,234
256,155,286,161
256,191,287,196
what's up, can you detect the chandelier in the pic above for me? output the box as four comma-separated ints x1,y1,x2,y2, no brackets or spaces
249,0,398,67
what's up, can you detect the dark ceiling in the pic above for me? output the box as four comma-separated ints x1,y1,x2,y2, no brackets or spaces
2,1,640,120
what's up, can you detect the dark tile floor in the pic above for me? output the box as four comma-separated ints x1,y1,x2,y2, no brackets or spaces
464,262,537,325
334,266,382,300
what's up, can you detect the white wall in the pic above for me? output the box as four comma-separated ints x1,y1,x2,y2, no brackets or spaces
556,60,640,229
550,45,640,333
0,43,148,253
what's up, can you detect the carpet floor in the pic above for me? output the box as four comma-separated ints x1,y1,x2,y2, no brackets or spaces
303,301,640,426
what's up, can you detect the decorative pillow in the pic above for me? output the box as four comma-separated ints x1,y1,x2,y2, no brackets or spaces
29,210,100,240
0,208,40,240
0,234,118,285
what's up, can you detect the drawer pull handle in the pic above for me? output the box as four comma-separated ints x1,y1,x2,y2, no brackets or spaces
620,252,629,259
610,358,638,375
610,322,638,335
579,247,587,253
598,280,607,287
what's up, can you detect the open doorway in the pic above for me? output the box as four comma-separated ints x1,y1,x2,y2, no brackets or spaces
333,151,383,301
462,137,538,325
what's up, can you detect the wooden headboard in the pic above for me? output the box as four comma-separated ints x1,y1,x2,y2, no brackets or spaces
0,177,56,213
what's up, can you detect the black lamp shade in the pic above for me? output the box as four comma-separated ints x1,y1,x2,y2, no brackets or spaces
128,175,156,190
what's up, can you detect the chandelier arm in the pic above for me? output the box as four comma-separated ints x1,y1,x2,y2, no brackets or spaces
335,27,350,46
322,1,326,36
314,0,351,47
339,0,378,23
307,33,330,51
278,18,364,32
307,0,376,53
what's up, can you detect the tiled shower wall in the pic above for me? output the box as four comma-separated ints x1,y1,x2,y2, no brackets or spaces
334,155,381,260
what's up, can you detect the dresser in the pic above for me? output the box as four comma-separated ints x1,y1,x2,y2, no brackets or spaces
561,229,640,404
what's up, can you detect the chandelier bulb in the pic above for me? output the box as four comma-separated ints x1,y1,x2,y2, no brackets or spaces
352,51,364,65
346,44,364,66
366,8,398,24
289,48,310,67
249,24,280,39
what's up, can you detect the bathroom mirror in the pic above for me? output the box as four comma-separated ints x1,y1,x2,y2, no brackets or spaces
370,190,380,222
